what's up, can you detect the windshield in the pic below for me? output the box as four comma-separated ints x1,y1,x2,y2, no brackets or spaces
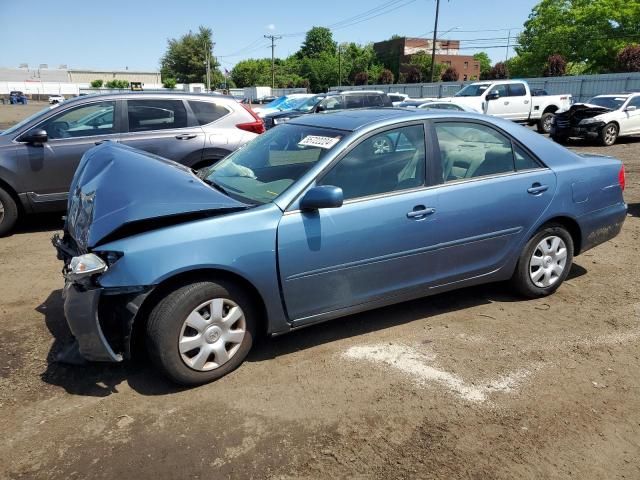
1,105,57,136
454,83,491,97
294,95,325,112
203,124,345,204
277,96,310,111
587,96,626,110
262,96,288,109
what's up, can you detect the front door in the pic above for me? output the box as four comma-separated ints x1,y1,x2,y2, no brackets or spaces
277,123,438,322
505,82,531,120
14,100,119,211
119,98,205,165
622,96,640,135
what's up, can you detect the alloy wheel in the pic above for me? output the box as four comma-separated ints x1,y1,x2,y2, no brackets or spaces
178,298,246,371
372,137,392,154
0,199,4,225
604,125,617,145
529,235,568,288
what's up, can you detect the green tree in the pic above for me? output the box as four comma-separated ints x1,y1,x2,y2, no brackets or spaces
161,26,224,86
231,58,272,87
354,71,369,85
473,52,492,80
516,0,640,75
441,67,459,82
297,27,337,58
407,52,445,82
105,79,129,89
489,62,509,79
163,78,177,89
90,79,103,88
378,69,394,84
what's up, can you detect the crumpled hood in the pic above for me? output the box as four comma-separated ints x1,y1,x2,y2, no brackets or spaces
66,143,246,250
558,103,612,117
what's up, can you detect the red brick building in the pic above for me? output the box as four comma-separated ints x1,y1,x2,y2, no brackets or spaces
373,37,481,82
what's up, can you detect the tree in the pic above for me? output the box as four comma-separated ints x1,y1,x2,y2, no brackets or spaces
105,79,129,89
441,67,459,82
489,62,509,79
378,69,394,84
473,52,492,80
354,71,369,85
231,58,272,87
617,44,640,72
163,78,177,89
90,79,103,88
407,52,445,81
543,54,567,76
404,65,422,83
161,26,223,86
515,0,640,75
297,27,336,58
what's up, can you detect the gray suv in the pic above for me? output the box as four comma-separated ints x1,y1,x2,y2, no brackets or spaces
0,92,263,235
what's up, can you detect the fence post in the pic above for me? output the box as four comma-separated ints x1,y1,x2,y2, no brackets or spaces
578,79,584,103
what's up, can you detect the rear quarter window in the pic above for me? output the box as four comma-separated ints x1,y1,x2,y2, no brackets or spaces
188,100,230,125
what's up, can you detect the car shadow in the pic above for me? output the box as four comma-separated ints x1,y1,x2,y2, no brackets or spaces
37,263,588,396
627,203,640,218
9,212,64,235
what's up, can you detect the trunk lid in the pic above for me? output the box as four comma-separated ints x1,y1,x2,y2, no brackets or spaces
66,143,246,250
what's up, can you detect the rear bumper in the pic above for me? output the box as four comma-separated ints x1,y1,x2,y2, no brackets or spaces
62,283,123,362
578,202,627,254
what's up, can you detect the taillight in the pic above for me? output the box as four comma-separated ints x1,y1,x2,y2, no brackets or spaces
237,104,265,134
618,165,625,191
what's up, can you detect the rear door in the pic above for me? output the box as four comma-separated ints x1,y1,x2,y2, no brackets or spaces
119,98,205,166
13,99,120,211
428,120,557,286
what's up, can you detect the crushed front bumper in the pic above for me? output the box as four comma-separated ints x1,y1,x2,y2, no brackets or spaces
550,120,605,139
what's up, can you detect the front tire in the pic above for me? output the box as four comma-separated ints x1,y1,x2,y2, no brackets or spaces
511,225,574,298
146,280,256,385
537,112,554,134
0,187,19,236
599,122,618,146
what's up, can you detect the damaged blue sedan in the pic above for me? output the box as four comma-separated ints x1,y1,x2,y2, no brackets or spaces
54,109,627,385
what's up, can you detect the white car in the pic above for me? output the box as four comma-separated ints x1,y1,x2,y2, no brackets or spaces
550,93,640,146
48,94,65,104
254,94,314,117
387,92,409,106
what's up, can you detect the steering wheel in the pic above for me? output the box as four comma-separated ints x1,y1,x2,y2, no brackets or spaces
49,121,70,139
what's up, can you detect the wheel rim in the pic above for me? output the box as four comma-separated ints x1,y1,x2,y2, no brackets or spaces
529,236,568,288
178,298,246,371
0,198,4,224
543,115,553,132
604,125,617,144
372,137,392,154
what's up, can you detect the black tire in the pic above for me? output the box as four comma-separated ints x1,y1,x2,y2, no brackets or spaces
537,112,555,134
146,280,257,385
0,187,19,236
511,224,574,298
599,122,618,146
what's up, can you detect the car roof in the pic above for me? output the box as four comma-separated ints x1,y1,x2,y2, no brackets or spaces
59,91,238,106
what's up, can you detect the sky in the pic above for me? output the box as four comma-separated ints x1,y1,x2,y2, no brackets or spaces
0,0,540,72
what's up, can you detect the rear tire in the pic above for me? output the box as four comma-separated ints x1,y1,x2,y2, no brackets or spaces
599,122,618,146
0,187,19,236
551,134,568,145
511,224,574,298
537,112,554,134
145,280,256,385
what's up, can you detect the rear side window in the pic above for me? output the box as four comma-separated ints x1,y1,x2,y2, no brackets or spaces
365,95,383,106
508,83,527,97
345,95,365,108
513,144,541,171
188,101,229,125
127,99,188,132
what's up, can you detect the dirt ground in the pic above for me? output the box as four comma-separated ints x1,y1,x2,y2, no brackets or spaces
0,104,639,480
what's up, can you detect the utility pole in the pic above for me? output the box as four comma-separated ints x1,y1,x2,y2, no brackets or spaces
430,0,441,83
505,29,511,62
264,34,282,89
204,39,214,92
338,44,342,87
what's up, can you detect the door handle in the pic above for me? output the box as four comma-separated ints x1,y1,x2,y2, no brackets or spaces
527,183,549,195
504,101,509,105
407,206,436,219
175,133,197,140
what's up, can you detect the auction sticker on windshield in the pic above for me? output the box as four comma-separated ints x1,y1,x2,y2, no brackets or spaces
298,135,341,149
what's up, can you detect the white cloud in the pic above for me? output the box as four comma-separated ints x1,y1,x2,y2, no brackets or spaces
266,24,276,31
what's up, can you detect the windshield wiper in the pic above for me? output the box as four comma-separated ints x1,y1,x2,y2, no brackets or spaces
201,177,231,196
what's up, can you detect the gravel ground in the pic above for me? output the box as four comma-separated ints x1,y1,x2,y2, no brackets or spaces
0,105,639,479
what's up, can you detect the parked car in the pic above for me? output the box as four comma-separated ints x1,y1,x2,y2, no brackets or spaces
48,94,65,104
53,108,626,385
387,92,409,106
254,94,314,117
398,100,479,112
449,80,572,133
550,93,640,146
9,91,27,104
0,92,263,235
256,95,277,104
263,91,392,129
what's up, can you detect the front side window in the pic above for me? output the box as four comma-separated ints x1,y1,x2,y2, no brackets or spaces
188,100,229,126
454,83,491,97
127,99,188,132
204,124,345,204
321,96,344,111
626,96,640,109
319,124,426,200
488,84,508,98
435,122,515,182
40,102,116,139
508,83,527,97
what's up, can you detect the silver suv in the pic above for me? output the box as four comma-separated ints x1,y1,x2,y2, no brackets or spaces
0,92,263,235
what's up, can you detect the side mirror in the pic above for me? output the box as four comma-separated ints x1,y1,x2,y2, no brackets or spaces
315,104,326,113
486,91,499,101
625,105,637,112
20,128,48,144
300,185,343,210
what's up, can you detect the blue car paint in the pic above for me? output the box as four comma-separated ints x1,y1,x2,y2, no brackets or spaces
61,108,626,360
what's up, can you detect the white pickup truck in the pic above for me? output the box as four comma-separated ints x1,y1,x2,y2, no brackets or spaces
445,80,572,134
